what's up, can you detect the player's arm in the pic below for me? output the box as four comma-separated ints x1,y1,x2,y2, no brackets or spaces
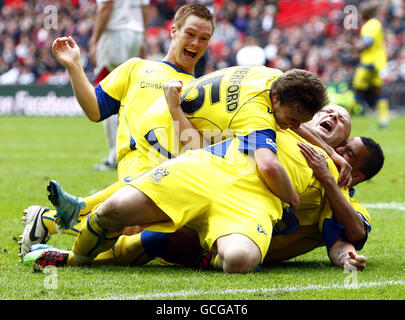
293,125,352,188
163,80,210,150
254,148,300,212
328,238,366,271
52,37,101,121
89,0,114,65
353,35,374,53
298,142,366,243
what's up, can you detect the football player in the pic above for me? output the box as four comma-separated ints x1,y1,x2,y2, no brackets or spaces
352,1,389,127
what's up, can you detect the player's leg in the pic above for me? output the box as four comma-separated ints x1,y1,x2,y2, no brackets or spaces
69,185,170,265
23,185,168,267
376,95,389,127
352,66,372,112
93,227,204,266
20,179,126,260
93,30,119,171
23,190,170,267
372,74,389,128
93,233,152,266
202,174,279,274
24,174,207,267
215,234,262,273
24,152,216,267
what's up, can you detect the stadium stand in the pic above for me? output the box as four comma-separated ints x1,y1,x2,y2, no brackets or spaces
0,0,404,108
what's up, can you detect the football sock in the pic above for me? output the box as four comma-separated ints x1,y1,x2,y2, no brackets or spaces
211,253,219,269
41,209,81,236
68,204,121,266
93,233,152,266
141,230,169,259
377,97,389,126
41,210,58,235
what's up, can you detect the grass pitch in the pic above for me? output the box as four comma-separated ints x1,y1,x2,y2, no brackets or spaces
0,115,404,301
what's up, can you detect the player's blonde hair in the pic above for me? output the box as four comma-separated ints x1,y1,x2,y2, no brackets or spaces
174,3,215,35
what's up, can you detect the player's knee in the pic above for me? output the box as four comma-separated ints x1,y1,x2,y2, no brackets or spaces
95,198,125,231
220,245,261,274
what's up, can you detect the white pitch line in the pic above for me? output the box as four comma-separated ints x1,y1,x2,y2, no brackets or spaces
364,203,405,211
106,280,405,300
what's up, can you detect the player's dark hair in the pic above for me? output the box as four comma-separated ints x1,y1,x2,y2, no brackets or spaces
359,136,384,181
174,3,215,34
360,1,378,20
271,69,329,115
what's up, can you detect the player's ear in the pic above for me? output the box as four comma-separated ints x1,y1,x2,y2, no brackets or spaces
170,24,177,39
271,92,279,104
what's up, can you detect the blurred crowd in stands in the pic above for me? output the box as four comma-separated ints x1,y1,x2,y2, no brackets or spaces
0,0,404,90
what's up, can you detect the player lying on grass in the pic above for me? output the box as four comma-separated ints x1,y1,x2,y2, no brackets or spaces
22,70,332,273
265,136,382,270
19,65,331,260
26,96,382,271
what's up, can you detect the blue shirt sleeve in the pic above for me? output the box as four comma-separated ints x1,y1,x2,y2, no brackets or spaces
362,35,374,47
95,84,121,121
237,129,277,155
322,212,371,251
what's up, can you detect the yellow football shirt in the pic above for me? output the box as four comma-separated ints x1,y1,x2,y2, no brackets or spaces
129,66,284,176
94,58,196,177
360,18,387,71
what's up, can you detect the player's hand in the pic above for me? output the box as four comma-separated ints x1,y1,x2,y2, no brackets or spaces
330,151,352,189
298,142,332,183
163,80,183,111
345,251,366,271
52,36,81,70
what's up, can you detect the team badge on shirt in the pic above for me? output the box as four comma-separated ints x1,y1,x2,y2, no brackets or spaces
257,224,267,235
149,167,170,183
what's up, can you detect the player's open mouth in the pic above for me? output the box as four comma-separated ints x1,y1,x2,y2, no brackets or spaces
184,48,198,58
320,120,333,132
